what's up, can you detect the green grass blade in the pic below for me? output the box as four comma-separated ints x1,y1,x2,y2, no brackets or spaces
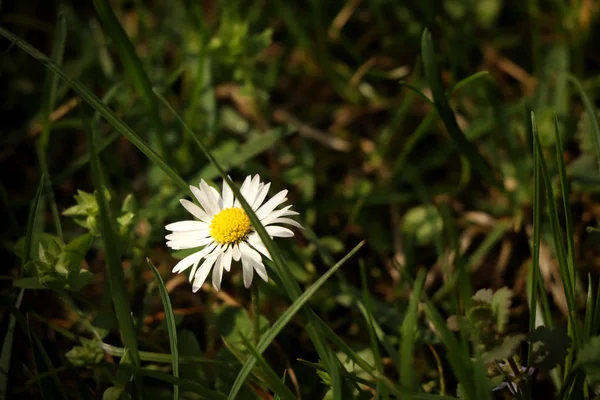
359,261,385,379
91,364,226,400
22,174,45,269
234,333,296,400
86,121,140,369
420,28,502,190
226,241,364,400
147,259,179,400
553,114,577,294
583,275,594,341
27,315,68,400
39,9,66,148
0,27,188,194
528,109,542,362
153,89,346,399
532,111,581,351
568,74,600,173
400,269,426,393
92,0,168,158
0,288,24,398
448,71,490,94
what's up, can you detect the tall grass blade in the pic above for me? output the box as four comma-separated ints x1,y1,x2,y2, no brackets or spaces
528,110,543,363
532,111,581,351
92,0,168,158
147,259,179,400
400,269,426,393
0,27,189,193
234,333,296,400
27,316,67,400
86,121,140,368
421,28,502,190
226,241,364,400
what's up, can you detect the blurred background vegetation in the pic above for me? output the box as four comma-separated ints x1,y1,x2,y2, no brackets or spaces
2,0,600,399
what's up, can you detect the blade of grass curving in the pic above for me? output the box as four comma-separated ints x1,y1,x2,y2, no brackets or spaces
92,364,226,400
147,259,179,400
37,10,66,241
421,28,502,190
397,81,435,107
0,27,188,194
448,71,490,94
528,110,542,363
227,242,364,400
235,333,296,400
553,114,577,295
154,89,347,400
86,122,140,369
39,10,66,148
359,261,385,382
532,111,581,351
22,174,45,269
26,315,67,400
400,269,426,393
583,275,594,341
92,0,168,158
568,74,600,174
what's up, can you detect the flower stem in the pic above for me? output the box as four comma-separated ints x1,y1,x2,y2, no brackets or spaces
251,283,260,346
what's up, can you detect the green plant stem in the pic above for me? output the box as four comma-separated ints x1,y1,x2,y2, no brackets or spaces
251,283,260,346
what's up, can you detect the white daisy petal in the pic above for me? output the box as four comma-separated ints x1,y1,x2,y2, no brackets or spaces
165,229,210,241
165,220,208,232
248,235,272,260
222,247,233,272
172,252,202,273
234,175,253,207
186,243,219,276
222,179,234,208
180,199,211,223
265,217,303,229
212,255,224,291
260,205,298,224
256,189,288,219
192,254,219,292
241,253,254,288
239,242,263,264
251,182,271,210
232,244,242,261
265,225,295,238
243,175,261,205
191,185,217,216
199,180,221,215
252,259,269,282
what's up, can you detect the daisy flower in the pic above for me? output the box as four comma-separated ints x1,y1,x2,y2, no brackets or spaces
165,175,302,292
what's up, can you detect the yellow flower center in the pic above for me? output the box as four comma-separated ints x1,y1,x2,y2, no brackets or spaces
209,208,252,245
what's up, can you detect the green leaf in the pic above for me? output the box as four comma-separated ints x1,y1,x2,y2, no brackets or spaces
575,336,600,384
527,326,571,371
13,277,45,290
61,233,93,274
102,386,124,400
491,287,512,333
480,334,524,364
147,258,180,400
